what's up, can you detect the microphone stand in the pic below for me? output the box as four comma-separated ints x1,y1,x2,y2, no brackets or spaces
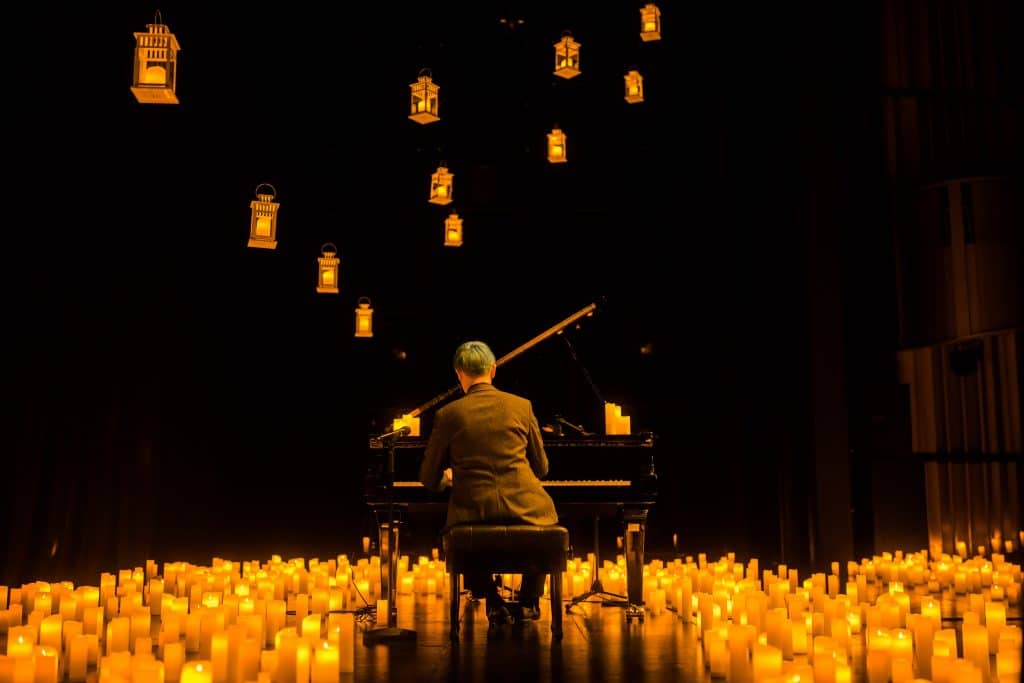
363,429,417,644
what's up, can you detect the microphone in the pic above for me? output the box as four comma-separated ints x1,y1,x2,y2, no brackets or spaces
377,426,412,440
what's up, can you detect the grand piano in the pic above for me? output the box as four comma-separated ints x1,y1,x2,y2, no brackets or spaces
365,303,658,621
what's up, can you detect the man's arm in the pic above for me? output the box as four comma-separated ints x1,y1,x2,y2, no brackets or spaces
525,403,549,479
419,410,450,492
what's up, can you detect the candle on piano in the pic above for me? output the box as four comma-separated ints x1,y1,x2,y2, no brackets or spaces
392,414,420,437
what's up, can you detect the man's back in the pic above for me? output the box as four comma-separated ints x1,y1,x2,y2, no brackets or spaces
420,382,558,528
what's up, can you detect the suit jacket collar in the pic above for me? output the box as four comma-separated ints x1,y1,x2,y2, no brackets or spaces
466,382,496,395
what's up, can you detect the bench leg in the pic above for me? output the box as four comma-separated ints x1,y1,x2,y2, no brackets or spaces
449,569,460,641
550,571,563,641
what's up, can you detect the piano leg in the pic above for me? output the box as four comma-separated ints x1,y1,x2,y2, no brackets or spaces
378,520,400,627
623,507,648,622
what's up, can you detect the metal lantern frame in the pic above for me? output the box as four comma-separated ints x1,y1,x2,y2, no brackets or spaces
444,213,463,247
317,243,340,293
553,32,581,79
248,183,279,249
640,4,662,42
429,165,454,205
355,297,374,338
624,70,644,103
547,128,567,163
130,10,181,104
409,69,440,124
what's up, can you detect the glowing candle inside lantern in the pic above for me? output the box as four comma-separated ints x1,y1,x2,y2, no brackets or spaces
255,217,271,237
143,66,167,85
321,270,334,286
417,100,426,112
644,21,656,31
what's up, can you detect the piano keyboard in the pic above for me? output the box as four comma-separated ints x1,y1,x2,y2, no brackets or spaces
392,480,631,488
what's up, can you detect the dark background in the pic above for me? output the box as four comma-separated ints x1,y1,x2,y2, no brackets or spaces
4,3,1019,585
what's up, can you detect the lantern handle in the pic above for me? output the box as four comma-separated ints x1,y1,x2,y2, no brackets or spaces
560,30,574,39
417,67,433,79
358,296,372,306
153,9,163,25
321,242,337,256
255,183,277,199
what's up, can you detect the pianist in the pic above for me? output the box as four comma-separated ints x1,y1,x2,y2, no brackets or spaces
419,340,558,625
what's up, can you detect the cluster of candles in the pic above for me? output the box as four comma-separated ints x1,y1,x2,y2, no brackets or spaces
0,545,1020,683
563,548,1020,683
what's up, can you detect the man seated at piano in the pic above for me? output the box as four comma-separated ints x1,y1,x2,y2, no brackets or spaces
419,340,558,626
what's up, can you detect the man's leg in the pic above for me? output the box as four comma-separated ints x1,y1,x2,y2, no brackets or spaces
464,571,501,603
517,572,546,618
465,571,512,624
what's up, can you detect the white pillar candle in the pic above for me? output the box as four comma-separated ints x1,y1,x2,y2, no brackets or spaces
310,641,338,683
163,641,185,682
32,647,59,683
961,623,988,679
68,634,90,682
181,661,212,683
985,601,1006,653
238,638,260,683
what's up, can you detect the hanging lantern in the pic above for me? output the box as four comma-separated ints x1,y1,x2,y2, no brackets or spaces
640,4,662,42
547,128,567,163
355,298,374,338
444,213,463,247
408,70,440,124
247,184,279,249
553,32,581,79
429,165,454,205
317,244,339,294
624,70,644,103
130,11,181,104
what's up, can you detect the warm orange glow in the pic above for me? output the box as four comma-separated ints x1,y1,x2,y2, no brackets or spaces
444,213,463,247
429,166,454,205
143,66,166,84
547,128,567,163
409,72,440,124
553,33,581,78
640,4,662,41
248,185,280,249
131,17,180,104
355,298,373,338
317,244,340,294
624,70,644,103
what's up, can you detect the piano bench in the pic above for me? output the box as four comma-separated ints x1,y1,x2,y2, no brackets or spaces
443,524,569,641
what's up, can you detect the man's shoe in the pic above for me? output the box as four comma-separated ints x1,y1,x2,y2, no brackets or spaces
519,605,541,621
486,605,512,626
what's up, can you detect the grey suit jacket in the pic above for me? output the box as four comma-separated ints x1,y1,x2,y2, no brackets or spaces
419,382,558,528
